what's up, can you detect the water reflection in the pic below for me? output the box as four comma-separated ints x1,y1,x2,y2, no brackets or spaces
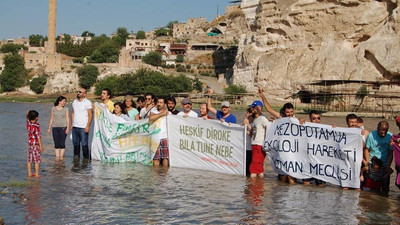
24,182,42,224
243,178,266,224
0,102,399,224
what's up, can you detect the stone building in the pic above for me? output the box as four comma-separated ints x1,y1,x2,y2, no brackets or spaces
119,39,158,67
0,38,30,47
225,4,241,14
126,39,157,59
172,17,208,38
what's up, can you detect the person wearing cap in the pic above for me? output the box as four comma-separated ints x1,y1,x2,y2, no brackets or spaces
246,100,269,178
177,98,198,118
123,95,139,120
207,88,237,123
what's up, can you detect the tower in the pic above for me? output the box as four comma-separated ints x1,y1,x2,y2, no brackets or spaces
45,0,61,73
46,0,57,54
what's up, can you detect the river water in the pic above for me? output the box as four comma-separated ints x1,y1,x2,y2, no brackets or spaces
1,102,400,224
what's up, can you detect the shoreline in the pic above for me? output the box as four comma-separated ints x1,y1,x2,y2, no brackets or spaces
0,93,396,119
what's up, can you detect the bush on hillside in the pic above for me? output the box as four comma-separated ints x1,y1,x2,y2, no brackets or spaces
77,65,99,89
30,76,47,94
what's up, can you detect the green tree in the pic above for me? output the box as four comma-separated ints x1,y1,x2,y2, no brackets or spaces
224,84,247,95
94,75,121,96
167,20,178,29
192,76,203,92
29,34,44,47
142,51,162,67
0,44,27,54
0,54,28,91
30,76,47,94
113,27,129,47
62,34,72,42
94,69,195,96
136,30,146,39
81,31,95,37
154,28,171,37
88,41,119,63
77,65,99,89
176,54,184,63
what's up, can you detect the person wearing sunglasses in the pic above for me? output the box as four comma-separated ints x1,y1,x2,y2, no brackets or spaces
71,88,93,159
139,93,157,119
302,110,326,186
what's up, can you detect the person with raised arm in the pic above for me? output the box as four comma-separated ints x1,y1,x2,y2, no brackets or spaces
207,88,236,123
257,87,296,184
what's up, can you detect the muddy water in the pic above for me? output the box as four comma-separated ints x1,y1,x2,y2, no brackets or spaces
1,102,399,224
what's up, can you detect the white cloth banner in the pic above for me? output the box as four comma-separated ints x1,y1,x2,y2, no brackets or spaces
168,115,246,176
91,103,163,165
264,117,363,188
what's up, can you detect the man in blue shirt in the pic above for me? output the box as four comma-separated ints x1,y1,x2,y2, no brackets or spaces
365,121,393,193
207,88,237,123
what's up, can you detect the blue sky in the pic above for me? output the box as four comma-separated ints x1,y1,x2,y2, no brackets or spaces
0,0,233,40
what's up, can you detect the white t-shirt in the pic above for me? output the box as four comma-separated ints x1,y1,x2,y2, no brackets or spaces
177,110,198,117
72,98,92,128
251,115,269,146
139,106,157,119
152,109,171,139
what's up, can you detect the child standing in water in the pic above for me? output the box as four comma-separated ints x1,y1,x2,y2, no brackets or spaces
361,156,393,191
26,110,44,177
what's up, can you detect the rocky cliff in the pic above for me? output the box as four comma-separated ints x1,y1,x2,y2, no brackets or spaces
233,0,400,99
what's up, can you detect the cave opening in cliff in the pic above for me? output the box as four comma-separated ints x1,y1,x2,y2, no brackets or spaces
297,90,312,103
210,27,223,34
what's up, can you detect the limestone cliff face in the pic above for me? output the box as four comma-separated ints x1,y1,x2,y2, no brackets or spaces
234,0,400,98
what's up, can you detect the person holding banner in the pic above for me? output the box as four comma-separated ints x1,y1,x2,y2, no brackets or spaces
302,110,326,186
365,121,393,193
199,103,213,120
247,100,269,178
113,102,130,121
177,98,198,118
167,97,180,115
123,95,139,120
149,97,170,166
139,93,157,119
207,88,236,123
100,88,114,113
257,87,296,184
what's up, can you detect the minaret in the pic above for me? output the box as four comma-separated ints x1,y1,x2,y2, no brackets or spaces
47,0,57,54
45,0,61,73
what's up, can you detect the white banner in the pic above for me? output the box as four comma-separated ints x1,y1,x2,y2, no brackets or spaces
264,117,363,188
91,103,163,165
168,115,246,176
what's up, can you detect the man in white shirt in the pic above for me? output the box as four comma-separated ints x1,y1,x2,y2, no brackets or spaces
177,98,198,118
71,88,93,159
149,97,170,167
248,100,269,178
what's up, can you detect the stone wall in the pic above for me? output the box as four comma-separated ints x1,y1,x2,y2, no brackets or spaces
233,0,400,98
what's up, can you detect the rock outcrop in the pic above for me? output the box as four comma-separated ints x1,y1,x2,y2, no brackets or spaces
233,0,400,99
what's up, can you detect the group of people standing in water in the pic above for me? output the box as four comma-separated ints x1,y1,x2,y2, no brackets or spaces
28,86,400,195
